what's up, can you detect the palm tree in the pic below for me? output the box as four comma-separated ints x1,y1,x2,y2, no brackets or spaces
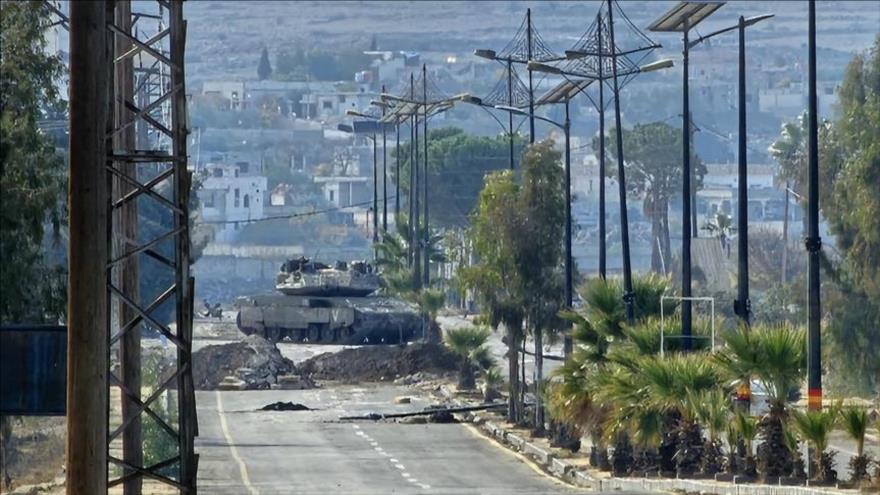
840,407,871,482
481,367,504,403
792,407,839,482
715,323,806,478
782,424,807,479
689,389,731,475
444,326,491,390
735,413,759,476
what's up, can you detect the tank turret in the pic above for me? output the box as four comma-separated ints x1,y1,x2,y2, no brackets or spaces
275,257,380,297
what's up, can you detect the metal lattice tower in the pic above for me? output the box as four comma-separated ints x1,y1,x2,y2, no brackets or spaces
46,1,198,492
106,1,197,492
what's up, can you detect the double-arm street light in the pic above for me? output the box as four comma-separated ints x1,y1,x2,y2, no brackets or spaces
498,78,593,351
380,72,457,289
338,119,380,249
684,13,774,329
458,93,519,171
529,57,673,325
474,8,564,144
648,0,726,349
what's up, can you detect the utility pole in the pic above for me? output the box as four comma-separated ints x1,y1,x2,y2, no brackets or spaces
806,0,822,412
681,16,693,349
409,73,416,267
526,8,535,143
395,118,401,216
381,84,388,233
563,97,573,356
597,12,607,279
507,59,515,170
412,75,422,288
67,2,109,493
113,2,142,493
423,64,430,289
607,0,635,323
735,15,750,328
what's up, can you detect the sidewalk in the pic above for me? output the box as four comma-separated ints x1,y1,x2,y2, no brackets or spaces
437,384,864,495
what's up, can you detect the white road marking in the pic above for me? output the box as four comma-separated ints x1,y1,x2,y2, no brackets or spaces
215,391,259,495
393,463,405,470
389,458,399,463
401,472,412,478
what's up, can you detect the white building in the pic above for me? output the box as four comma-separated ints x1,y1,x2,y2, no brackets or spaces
299,90,375,120
198,161,267,242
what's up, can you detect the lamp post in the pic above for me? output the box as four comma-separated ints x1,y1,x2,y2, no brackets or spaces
381,86,388,232
533,57,674,324
474,8,563,144
649,0,726,348
379,87,457,289
806,0,821,412
686,13,774,328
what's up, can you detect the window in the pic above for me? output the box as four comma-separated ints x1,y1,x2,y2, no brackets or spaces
243,194,250,208
203,192,215,208
234,188,240,207
212,168,223,178
329,190,335,202
322,100,333,109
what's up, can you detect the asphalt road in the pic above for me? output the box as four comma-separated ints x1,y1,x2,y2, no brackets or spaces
195,384,654,495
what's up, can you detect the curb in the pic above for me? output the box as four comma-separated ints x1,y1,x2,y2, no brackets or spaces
438,385,859,495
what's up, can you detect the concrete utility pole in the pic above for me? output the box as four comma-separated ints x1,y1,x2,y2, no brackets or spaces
113,2,143,493
67,2,109,493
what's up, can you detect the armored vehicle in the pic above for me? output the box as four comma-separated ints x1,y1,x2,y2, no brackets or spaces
235,258,421,344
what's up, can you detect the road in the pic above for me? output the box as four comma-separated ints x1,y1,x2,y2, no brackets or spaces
195,384,656,495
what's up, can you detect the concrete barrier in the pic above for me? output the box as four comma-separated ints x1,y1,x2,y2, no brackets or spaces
522,441,555,465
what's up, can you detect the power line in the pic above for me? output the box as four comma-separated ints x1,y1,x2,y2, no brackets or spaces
196,196,398,226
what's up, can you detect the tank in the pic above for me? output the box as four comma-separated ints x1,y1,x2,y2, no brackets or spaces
235,258,422,344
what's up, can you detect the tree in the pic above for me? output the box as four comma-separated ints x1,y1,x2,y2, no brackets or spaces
257,46,272,80
0,1,66,323
595,122,705,273
715,324,806,478
459,169,525,422
444,326,493,390
839,407,871,483
395,127,527,228
516,140,566,434
792,407,839,482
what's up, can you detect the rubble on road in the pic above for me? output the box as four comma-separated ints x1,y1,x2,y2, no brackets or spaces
297,343,461,382
193,335,307,390
259,401,311,411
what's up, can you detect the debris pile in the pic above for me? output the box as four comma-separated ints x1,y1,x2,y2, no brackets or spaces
298,343,461,382
259,401,311,411
193,334,308,390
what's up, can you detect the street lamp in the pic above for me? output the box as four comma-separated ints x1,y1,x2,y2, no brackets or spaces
805,0,821,412
649,0,726,349
530,57,673,325
540,8,669,281
474,8,564,144
339,116,380,248
458,93,519,170
372,99,401,219
684,13,774,329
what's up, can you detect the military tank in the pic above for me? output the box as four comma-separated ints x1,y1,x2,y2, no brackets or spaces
235,257,421,344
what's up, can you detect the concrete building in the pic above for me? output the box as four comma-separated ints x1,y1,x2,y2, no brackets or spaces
198,160,268,242
313,175,370,208
300,90,376,120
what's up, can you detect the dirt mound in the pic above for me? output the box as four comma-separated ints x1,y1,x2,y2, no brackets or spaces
298,343,461,382
193,335,297,390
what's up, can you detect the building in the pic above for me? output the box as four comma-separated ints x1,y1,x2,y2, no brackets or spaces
198,159,268,242
299,90,376,120
313,175,370,208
